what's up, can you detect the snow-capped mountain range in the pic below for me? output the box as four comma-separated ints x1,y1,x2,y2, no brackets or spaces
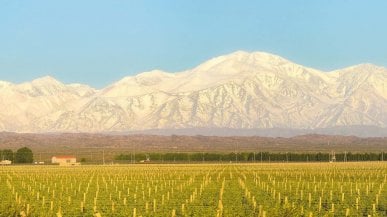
1,51,386,136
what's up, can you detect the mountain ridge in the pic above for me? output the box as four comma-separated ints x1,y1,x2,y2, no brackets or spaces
0,51,386,136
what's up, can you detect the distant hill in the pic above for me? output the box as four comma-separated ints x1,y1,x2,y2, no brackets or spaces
0,132,385,153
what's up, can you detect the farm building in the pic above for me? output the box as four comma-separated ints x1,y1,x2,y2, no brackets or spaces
51,156,77,164
0,160,12,165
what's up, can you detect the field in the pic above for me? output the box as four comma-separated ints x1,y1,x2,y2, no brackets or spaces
0,162,386,217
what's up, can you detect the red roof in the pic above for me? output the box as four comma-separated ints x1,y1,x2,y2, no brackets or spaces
53,156,76,159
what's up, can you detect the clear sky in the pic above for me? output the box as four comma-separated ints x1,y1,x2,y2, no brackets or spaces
1,0,386,88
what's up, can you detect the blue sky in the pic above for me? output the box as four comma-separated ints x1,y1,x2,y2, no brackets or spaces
1,0,386,88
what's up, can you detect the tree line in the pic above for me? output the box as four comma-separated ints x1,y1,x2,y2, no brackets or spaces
0,147,34,163
115,152,386,163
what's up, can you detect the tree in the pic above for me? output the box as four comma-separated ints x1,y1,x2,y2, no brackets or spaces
15,147,33,163
1,149,14,161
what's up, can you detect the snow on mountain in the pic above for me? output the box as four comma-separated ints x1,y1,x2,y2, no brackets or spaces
0,76,97,131
0,51,386,136
0,81,12,90
323,64,387,128
101,70,176,97
67,83,97,97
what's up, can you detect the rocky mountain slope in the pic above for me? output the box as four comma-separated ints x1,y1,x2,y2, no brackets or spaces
0,51,386,136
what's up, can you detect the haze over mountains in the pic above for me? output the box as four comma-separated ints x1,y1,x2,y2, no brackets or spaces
1,51,386,137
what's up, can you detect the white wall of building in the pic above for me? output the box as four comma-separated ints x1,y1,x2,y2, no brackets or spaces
51,156,76,164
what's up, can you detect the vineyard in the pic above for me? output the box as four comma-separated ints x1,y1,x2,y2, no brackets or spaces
0,162,386,216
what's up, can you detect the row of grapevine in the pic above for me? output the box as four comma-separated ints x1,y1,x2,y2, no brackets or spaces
0,162,385,216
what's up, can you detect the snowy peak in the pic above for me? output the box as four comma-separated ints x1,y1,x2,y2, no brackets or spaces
213,50,288,64
116,70,172,84
342,63,382,71
0,51,386,135
101,70,176,97
131,70,175,87
15,76,65,97
228,50,289,64
331,63,387,98
193,51,289,73
68,83,97,97
0,80,12,89
135,70,173,78
30,75,62,86
0,76,97,98
330,63,384,77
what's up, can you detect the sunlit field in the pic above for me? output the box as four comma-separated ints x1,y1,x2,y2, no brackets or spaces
1,162,385,217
